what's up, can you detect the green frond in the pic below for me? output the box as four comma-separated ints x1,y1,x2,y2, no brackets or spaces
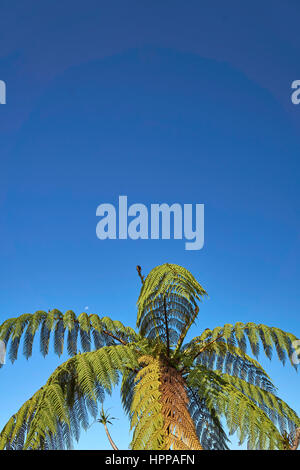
0,345,139,450
192,322,298,369
0,311,139,363
130,356,165,450
218,373,300,436
183,338,276,391
187,365,297,449
187,388,230,450
138,263,207,319
137,264,207,351
121,369,137,418
138,295,194,344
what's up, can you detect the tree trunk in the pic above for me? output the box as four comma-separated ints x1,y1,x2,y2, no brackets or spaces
159,363,203,450
103,423,118,450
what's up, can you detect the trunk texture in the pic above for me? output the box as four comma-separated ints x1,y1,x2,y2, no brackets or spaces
159,363,203,450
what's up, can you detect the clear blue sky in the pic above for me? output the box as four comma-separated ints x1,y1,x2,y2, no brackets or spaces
0,0,299,450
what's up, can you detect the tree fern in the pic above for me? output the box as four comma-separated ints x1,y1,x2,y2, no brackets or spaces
0,263,299,450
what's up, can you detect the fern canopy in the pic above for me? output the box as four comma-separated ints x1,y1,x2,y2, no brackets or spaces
0,263,299,450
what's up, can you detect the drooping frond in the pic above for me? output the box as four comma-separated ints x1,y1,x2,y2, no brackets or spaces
219,373,300,438
0,345,139,450
187,387,230,450
187,365,299,449
189,322,299,369
183,338,276,391
137,264,207,349
0,310,138,363
121,368,138,419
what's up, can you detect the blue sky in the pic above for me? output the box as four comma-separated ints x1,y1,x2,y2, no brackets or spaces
0,0,299,450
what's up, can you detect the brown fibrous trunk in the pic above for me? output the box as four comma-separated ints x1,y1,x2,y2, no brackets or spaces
159,363,203,450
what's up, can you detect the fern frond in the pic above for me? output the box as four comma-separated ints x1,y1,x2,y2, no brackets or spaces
137,264,206,352
187,388,229,450
0,311,139,362
183,338,276,391
191,322,298,369
187,365,298,449
138,263,207,317
121,369,137,419
219,373,300,437
130,355,164,450
0,345,139,450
